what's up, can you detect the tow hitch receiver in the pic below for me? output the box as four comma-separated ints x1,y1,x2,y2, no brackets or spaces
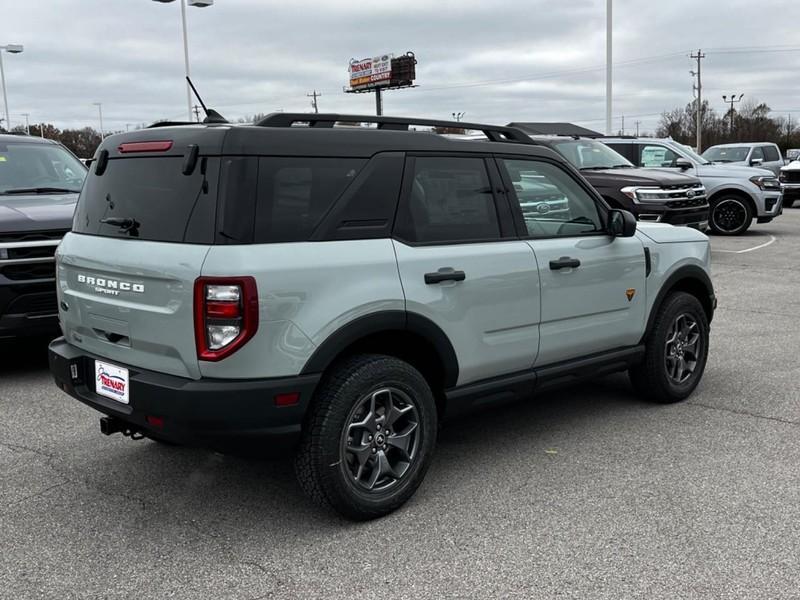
99,416,145,440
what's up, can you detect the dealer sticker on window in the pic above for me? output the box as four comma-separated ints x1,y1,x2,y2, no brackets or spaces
95,360,130,404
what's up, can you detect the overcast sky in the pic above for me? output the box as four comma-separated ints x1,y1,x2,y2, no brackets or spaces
2,0,799,134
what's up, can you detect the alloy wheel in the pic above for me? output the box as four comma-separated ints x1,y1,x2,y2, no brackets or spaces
341,387,421,492
712,198,747,233
664,313,702,384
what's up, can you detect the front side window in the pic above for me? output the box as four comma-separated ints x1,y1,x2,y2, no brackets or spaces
500,159,603,238
640,144,680,168
0,142,86,196
750,146,765,161
396,156,501,243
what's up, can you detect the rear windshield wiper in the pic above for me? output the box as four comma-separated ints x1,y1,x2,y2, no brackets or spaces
1,187,81,195
579,166,613,170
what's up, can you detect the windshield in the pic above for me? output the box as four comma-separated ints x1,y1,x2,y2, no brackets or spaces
0,142,87,194
702,146,750,163
551,139,633,170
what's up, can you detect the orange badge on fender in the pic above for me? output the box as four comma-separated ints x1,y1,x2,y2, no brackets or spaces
625,288,636,302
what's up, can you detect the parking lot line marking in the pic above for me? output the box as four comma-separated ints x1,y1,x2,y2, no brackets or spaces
713,234,776,254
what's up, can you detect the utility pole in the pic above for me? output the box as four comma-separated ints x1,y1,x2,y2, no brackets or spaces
20,112,29,134
635,120,641,137
93,102,105,139
722,93,743,137
192,104,202,122
307,90,321,113
621,114,625,135
605,0,613,135
690,49,705,152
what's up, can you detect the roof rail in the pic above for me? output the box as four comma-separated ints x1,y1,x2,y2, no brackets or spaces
146,121,197,129
255,113,536,145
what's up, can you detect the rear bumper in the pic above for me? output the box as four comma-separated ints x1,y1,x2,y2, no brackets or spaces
48,337,319,451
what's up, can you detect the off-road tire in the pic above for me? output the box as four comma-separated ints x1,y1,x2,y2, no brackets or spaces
295,354,437,520
630,292,709,403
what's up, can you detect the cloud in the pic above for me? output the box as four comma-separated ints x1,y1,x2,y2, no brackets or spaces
2,0,798,134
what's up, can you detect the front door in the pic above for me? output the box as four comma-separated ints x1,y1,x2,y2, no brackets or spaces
392,155,541,386
496,156,647,366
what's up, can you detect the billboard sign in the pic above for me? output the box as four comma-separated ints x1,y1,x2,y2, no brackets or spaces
349,54,394,90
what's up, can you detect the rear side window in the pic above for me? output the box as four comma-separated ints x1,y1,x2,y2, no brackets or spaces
395,156,501,243
763,145,780,162
73,157,219,243
254,158,365,243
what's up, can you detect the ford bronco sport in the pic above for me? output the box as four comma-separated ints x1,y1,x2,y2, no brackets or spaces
49,114,715,520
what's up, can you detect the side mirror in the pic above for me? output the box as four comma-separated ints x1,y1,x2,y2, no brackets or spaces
675,158,692,170
608,209,637,237
750,158,763,166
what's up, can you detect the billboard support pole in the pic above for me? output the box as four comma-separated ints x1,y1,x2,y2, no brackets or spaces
375,88,383,116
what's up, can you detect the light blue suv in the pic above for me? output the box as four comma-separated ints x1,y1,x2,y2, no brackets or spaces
604,137,783,235
50,114,715,519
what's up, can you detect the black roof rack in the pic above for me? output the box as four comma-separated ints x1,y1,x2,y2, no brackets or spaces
255,113,536,145
147,120,197,129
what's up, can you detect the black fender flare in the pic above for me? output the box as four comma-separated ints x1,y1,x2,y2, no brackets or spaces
642,265,715,341
300,310,460,388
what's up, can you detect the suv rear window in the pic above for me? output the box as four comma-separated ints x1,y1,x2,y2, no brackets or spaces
73,157,220,243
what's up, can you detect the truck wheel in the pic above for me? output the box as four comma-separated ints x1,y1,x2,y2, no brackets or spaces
295,354,437,520
629,292,709,404
709,196,752,235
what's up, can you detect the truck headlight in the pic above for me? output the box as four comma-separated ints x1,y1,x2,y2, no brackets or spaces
750,176,781,190
620,186,666,202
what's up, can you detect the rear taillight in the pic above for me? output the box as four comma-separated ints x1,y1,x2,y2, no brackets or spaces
194,277,258,361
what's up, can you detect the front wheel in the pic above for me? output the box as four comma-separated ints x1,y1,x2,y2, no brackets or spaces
630,292,709,403
709,196,752,235
295,354,438,520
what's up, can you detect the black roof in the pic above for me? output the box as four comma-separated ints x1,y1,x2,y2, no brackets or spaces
507,122,603,137
100,114,565,161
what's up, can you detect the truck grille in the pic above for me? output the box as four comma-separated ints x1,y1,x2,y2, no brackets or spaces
666,197,708,209
5,292,58,316
781,171,800,184
0,229,67,281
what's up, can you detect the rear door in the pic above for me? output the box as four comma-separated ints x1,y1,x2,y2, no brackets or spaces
392,154,541,386
761,145,783,176
58,141,223,379
496,157,646,366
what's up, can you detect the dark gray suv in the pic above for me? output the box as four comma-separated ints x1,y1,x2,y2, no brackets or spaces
0,134,87,338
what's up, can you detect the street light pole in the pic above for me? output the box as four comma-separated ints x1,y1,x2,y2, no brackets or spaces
153,0,213,122
605,0,612,136
0,44,25,132
93,102,105,139
20,112,29,134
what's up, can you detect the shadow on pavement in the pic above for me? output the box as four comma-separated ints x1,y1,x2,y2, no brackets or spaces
0,335,54,375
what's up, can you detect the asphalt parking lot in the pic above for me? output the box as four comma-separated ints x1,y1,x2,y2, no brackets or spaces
2,212,799,600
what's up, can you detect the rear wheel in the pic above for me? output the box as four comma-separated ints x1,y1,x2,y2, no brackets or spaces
295,354,437,520
630,292,709,403
709,195,752,235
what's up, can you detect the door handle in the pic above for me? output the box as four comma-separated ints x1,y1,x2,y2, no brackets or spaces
425,269,466,284
549,256,581,270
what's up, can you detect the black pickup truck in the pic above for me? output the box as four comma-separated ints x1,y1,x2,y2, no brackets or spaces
523,135,709,229
0,134,86,339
